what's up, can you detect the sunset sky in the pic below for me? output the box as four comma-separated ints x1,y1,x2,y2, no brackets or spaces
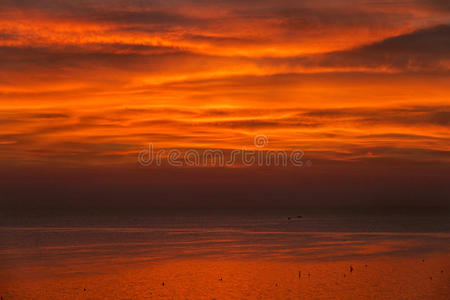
0,0,449,208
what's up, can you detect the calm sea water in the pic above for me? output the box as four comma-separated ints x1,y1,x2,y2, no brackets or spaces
1,208,449,299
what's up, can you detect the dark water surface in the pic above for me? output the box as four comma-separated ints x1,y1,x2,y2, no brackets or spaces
1,208,449,299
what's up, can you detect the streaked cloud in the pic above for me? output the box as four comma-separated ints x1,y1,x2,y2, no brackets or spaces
0,0,449,168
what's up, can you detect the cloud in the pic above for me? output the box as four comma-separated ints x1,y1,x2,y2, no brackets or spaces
301,106,450,127
1,24,448,88
418,0,450,12
2,0,446,58
0,1,449,169
258,24,450,72
326,24,450,70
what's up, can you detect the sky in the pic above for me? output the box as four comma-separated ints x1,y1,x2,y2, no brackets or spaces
0,0,449,208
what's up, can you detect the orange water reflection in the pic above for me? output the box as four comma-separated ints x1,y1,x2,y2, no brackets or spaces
1,238,449,299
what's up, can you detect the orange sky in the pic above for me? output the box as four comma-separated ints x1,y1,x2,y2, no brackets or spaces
0,1,449,208
1,0,449,167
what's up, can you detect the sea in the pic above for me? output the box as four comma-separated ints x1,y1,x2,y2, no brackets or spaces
1,207,449,299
